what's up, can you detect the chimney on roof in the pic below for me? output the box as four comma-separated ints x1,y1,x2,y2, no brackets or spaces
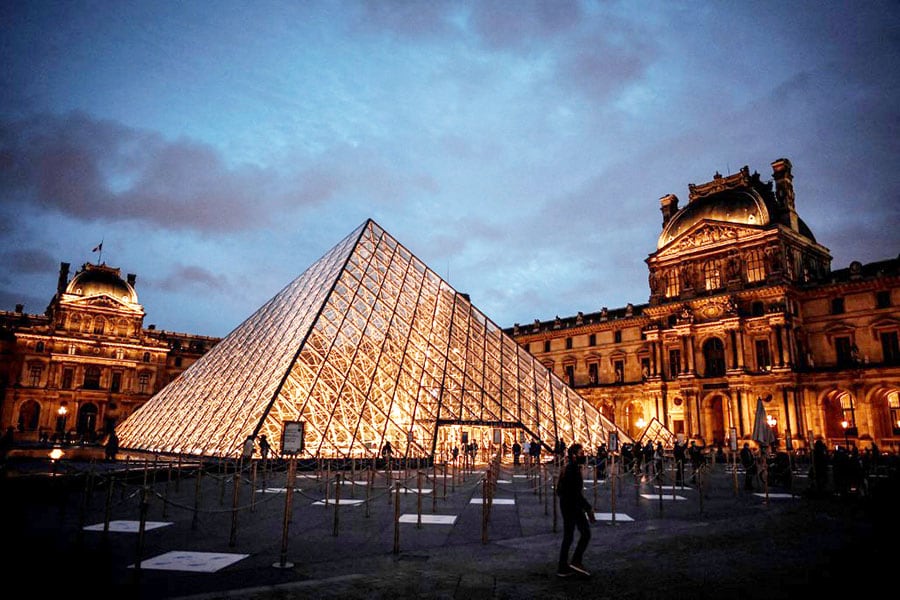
15,304,23,314
771,158,799,232
660,194,679,227
57,262,70,296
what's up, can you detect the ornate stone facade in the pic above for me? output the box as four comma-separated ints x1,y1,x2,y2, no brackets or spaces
508,159,900,453
0,262,220,441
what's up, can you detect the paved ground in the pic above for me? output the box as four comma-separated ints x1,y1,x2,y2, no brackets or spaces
2,447,898,599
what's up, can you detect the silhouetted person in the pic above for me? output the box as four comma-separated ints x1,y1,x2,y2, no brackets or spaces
740,443,755,491
104,430,119,462
556,443,595,577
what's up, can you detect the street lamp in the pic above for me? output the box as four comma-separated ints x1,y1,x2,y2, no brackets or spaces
840,420,849,449
56,405,68,442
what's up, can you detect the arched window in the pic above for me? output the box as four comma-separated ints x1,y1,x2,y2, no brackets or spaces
702,338,726,377
17,400,40,432
93,318,105,334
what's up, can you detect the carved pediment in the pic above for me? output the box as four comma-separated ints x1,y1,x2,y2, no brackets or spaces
62,293,141,314
656,221,761,258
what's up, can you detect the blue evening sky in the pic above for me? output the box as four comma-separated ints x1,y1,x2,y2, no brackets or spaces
2,1,898,337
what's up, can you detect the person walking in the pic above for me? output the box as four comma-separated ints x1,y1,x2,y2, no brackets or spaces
512,440,521,465
740,443,755,491
104,430,119,462
556,443,595,577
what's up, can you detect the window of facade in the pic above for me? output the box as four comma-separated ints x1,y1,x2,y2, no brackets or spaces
565,364,575,387
889,391,900,434
543,340,550,353
751,301,765,317
613,359,624,383
839,393,856,430
668,349,681,379
835,336,854,366
83,366,101,390
665,269,680,298
702,338,725,377
831,297,845,315
115,349,125,360
28,364,42,387
704,262,721,291
589,334,596,346
876,290,891,309
110,372,122,393
588,362,598,384
881,331,900,365
640,357,650,380
175,356,183,367
755,340,771,371
36,341,45,352
68,344,76,355
142,352,151,363
61,368,74,390
93,318,105,334
614,330,622,344
565,337,573,350
746,250,765,282
138,372,150,394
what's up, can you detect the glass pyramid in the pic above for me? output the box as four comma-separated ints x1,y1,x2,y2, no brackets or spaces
117,220,629,459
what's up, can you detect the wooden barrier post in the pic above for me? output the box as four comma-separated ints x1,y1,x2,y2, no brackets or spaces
417,471,423,528
481,477,488,544
273,456,297,568
610,455,617,525
229,464,241,547
333,473,342,536
103,475,115,540
191,459,203,530
392,482,401,554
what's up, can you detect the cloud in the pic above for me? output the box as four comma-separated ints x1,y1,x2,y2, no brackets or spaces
0,248,58,275
153,264,230,293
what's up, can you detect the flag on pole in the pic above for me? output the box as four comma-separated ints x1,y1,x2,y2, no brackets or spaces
92,242,103,253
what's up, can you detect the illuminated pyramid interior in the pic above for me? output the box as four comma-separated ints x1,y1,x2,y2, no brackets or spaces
117,219,628,459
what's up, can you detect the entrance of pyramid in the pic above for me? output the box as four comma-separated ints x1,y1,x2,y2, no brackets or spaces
435,422,529,465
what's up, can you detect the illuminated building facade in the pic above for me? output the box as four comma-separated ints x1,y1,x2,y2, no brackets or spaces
116,220,627,459
509,159,900,453
0,262,219,441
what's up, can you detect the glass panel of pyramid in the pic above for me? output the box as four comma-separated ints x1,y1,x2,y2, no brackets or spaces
117,219,630,458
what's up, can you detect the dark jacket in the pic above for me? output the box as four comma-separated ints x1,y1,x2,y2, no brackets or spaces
557,460,591,514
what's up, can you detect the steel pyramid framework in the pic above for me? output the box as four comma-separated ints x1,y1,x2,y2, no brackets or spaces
117,219,629,459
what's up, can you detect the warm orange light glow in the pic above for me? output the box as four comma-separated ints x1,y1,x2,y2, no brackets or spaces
49,448,63,460
841,420,849,430
636,418,646,430
115,220,632,459
57,406,67,416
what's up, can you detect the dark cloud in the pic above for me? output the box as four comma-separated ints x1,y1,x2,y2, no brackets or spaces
353,0,458,38
0,112,288,232
153,264,230,293
0,248,58,275
468,0,582,51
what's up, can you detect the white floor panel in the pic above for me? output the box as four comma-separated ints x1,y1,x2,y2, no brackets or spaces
129,551,248,572
83,520,172,532
398,514,457,524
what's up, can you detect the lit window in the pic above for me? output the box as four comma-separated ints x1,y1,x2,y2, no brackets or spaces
29,365,42,386
746,250,765,283
704,262,721,290
665,270,680,298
